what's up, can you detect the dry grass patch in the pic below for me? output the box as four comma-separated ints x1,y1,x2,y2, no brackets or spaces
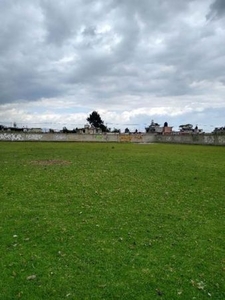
30,159,71,166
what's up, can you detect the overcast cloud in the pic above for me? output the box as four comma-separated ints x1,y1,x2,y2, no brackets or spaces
0,0,225,131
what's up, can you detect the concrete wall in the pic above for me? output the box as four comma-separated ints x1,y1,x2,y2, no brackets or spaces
0,132,154,143
0,132,224,145
155,134,225,145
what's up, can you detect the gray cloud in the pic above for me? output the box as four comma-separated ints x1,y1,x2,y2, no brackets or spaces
207,0,225,20
0,0,225,131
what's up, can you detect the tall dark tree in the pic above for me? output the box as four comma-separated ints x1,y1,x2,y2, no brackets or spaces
87,111,107,132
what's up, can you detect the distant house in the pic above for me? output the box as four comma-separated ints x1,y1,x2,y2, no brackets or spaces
27,128,43,133
213,126,225,134
179,124,203,134
145,120,172,134
163,126,173,134
145,120,161,133
76,124,102,134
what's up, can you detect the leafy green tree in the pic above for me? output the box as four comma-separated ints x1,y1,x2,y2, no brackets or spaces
87,111,107,132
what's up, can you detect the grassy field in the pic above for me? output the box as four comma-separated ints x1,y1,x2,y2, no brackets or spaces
0,142,224,299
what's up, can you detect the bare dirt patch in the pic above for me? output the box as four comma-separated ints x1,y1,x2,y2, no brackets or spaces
30,160,71,166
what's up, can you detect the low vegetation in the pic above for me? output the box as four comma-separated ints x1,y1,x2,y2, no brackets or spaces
0,142,224,299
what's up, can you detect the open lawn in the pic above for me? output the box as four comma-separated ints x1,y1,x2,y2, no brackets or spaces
0,142,224,299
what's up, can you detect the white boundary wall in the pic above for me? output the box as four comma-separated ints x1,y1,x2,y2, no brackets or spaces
0,132,224,145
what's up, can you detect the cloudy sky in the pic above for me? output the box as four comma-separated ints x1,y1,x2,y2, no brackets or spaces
0,0,225,132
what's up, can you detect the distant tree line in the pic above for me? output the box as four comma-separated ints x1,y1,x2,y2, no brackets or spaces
0,111,224,134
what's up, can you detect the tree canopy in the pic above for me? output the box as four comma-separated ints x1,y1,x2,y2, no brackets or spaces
87,111,107,132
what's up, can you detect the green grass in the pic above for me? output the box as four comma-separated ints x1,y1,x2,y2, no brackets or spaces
0,142,224,299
